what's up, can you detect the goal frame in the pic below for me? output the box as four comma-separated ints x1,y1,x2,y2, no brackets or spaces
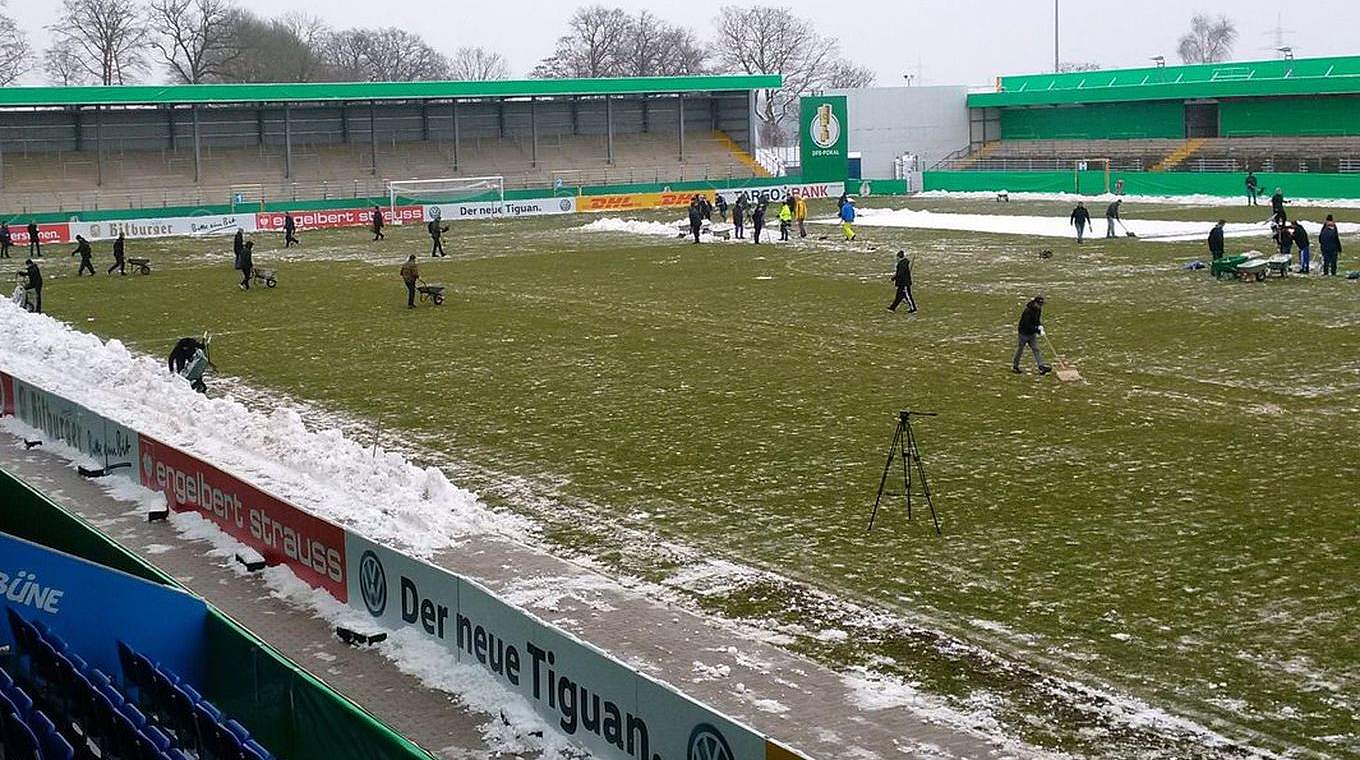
1073,158,1111,195
387,176,505,216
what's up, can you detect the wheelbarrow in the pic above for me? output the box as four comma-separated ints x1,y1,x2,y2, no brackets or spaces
417,282,446,305
252,268,278,288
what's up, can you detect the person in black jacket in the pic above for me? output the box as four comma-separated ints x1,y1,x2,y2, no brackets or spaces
1273,221,1293,260
428,219,448,257
1012,295,1051,375
1270,188,1287,223
1104,200,1122,238
732,194,747,239
284,213,300,248
687,197,704,244
1070,203,1091,243
1319,214,1342,276
108,232,126,274
752,200,766,244
0,222,10,258
238,241,254,290
168,336,210,392
21,259,41,313
888,251,917,313
1245,171,1259,206
371,206,385,241
27,222,40,256
1207,220,1226,261
72,235,94,276
715,194,729,222
233,228,244,262
699,196,713,222
1292,221,1312,274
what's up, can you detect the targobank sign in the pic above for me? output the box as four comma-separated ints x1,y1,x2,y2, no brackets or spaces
345,533,766,760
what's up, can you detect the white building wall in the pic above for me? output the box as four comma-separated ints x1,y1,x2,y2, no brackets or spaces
827,85,970,180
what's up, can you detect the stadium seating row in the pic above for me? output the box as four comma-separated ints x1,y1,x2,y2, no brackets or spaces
3,608,271,760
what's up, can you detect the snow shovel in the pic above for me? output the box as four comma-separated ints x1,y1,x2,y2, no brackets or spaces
1116,219,1137,238
1042,333,1084,383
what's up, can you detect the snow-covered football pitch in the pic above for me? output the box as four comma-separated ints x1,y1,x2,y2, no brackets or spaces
10,195,1358,758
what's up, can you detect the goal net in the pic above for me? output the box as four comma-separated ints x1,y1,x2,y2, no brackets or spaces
388,176,504,216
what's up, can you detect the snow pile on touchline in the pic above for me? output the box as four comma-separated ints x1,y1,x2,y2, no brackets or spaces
579,216,741,241
816,206,1360,243
0,299,534,557
917,188,1360,209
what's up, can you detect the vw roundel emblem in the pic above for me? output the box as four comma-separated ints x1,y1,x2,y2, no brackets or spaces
358,550,387,616
688,723,734,760
559,198,572,211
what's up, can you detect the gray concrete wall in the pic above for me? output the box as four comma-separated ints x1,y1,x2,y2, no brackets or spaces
827,85,970,179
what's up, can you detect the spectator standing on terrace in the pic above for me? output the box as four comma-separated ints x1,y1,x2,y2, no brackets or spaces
687,196,704,244
284,213,300,247
1207,220,1226,261
888,251,916,313
1292,221,1312,274
1070,202,1091,244
715,193,729,222
1012,295,1051,375
372,206,386,241
794,193,809,238
22,259,41,313
752,200,767,244
27,221,40,256
1319,215,1342,276
400,255,419,308
1271,188,1288,223
72,235,94,276
108,232,126,275
0,222,11,258
778,199,793,241
1245,171,1260,206
732,194,747,239
1105,200,1122,238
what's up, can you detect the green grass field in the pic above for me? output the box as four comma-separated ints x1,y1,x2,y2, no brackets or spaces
35,198,1359,757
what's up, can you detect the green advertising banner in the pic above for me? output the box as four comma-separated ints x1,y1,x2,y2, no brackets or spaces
799,95,848,182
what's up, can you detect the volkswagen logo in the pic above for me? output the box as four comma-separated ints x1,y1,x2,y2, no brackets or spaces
688,723,734,760
559,198,572,211
358,550,387,616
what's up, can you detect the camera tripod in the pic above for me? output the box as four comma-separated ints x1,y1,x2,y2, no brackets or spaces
868,410,941,535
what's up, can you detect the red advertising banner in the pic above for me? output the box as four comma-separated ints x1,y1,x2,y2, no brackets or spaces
0,371,13,417
137,433,348,601
7,223,72,246
256,206,422,232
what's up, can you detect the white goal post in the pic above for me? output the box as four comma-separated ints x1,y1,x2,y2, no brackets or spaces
387,176,505,218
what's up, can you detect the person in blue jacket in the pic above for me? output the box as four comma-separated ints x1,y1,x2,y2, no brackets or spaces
839,197,857,241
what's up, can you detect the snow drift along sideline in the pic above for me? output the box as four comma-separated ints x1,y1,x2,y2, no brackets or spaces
0,300,803,760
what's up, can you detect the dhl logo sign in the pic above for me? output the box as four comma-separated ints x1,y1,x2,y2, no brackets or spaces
581,191,715,212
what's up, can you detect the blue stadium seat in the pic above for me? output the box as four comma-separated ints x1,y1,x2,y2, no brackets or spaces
120,700,148,728
225,717,251,743
0,664,13,691
2,709,43,760
5,684,33,718
141,723,172,752
28,710,76,760
243,738,273,760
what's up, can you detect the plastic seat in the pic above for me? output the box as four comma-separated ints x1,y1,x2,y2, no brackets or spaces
120,700,147,728
225,718,251,742
243,738,273,760
2,710,43,760
141,723,172,751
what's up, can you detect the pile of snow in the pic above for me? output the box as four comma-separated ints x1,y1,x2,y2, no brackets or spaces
0,300,534,558
815,206,1360,243
579,217,685,237
917,189,1360,209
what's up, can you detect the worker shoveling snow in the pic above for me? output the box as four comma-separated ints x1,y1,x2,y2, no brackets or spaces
814,206,1360,243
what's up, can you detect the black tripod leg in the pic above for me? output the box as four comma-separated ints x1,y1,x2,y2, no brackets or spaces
901,426,913,522
909,428,942,535
868,422,903,531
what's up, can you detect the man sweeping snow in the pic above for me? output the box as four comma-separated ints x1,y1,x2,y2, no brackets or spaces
1012,295,1052,375
1105,200,1122,239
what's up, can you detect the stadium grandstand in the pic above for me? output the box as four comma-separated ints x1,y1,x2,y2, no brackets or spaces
926,55,1360,196
0,76,774,215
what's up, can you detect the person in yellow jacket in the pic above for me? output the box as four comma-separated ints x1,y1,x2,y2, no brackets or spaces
778,200,793,241
794,194,808,238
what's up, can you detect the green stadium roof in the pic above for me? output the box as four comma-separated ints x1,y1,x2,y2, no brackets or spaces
969,55,1360,108
0,75,781,108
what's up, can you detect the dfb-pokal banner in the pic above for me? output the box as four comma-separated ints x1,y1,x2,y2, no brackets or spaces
799,95,849,183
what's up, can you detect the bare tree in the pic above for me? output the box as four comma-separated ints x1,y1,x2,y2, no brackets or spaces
147,0,244,83
449,46,509,81
215,11,326,82
0,5,31,86
619,11,706,76
1177,13,1237,64
48,0,148,84
533,5,631,78
317,27,368,80
43,46,91,84
712,6,869,145
824,60,876,89
360,28,448,81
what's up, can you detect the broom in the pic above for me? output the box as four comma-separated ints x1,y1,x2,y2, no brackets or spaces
1117,219,1137,238
1042,333,1084,383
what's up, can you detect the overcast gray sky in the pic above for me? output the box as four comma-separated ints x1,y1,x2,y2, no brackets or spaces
9,0,1356,86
